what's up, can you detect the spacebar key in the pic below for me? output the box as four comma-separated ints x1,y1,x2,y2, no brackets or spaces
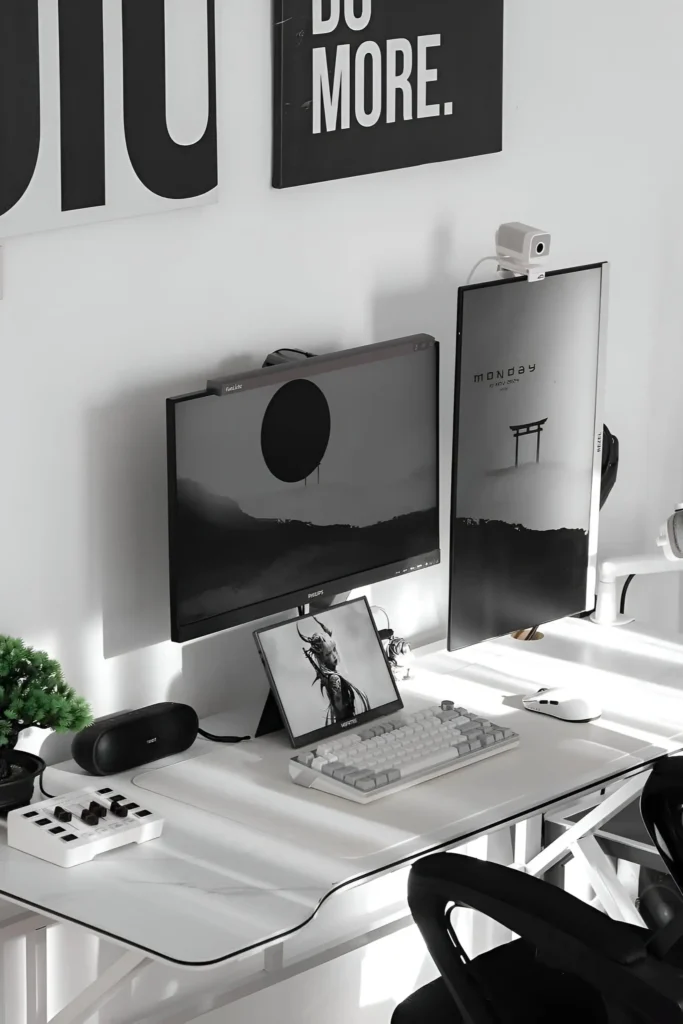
398,748,462,777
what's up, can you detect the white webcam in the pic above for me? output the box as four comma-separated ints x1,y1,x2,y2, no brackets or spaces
496,222,551,282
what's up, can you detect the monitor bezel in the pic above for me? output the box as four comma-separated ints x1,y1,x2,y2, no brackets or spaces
448,262,609,650
254,597,404,750
167,335,441,643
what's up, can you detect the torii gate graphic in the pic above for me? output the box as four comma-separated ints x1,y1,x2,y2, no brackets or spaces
509,418,548,467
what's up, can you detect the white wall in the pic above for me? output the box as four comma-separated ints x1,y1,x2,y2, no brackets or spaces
2,0,683,738
2,1,683,1019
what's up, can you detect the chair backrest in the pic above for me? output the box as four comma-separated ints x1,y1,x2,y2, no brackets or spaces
407,852,683,1024
641,757,683,898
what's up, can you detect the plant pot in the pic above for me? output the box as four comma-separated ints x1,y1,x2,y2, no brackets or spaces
0,750,46,813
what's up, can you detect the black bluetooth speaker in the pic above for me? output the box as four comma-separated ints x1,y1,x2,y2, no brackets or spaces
71,702,199,776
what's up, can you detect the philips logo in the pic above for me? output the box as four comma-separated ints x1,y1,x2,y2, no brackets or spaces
225,384,243,393
146,737,157,745
341,719,358,729
308,590,324,599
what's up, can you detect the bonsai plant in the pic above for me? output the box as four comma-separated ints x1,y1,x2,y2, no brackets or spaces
0,636,92,801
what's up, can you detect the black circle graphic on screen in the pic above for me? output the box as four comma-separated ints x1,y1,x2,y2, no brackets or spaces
261,380,331,483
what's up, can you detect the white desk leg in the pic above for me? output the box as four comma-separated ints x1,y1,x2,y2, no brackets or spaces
514,817,543,866
0,912,52,1024
26,928,48,1024
570,837,645,927
48,950,150,1024
484,830,516,951
523,773,648,878
264,943,285,973
1,937,26,1024
617,858,642,907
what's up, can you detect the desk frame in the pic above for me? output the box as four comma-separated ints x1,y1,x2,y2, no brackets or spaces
1,766,656,1024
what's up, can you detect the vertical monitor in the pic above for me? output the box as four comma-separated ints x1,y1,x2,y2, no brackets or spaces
449,264,607,650
168,336,440,642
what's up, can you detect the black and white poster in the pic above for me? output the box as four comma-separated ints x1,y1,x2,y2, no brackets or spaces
0,0,218,240
273,0,504,188
448,266,605,650
256,599,400,745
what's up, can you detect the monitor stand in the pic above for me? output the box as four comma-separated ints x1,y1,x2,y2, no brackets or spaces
253,591,352,739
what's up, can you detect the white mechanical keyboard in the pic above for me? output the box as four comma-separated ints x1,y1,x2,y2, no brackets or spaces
290,702,519,803
7,786,164,867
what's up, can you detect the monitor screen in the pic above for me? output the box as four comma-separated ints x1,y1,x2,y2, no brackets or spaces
167,336,440,642
449,264,606,650
255,598,402,749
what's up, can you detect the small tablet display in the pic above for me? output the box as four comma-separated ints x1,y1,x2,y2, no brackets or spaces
254,597,403,748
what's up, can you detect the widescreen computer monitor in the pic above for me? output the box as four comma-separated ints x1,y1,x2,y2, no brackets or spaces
167,336,440,643
449,263,607,651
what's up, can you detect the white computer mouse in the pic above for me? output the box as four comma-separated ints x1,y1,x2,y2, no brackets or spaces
522,687,602,723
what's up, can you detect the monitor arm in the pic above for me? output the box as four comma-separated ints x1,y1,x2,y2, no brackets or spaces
591,552,683,626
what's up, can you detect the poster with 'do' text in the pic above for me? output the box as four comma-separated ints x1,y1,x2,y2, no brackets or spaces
0,0,218,240
273,0,504,187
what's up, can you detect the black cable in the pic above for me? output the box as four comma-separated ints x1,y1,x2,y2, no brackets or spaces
38,770,55,799
620,574,636,615
197,728,250,744
526,625,540,641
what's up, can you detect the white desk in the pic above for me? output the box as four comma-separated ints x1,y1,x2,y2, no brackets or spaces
2,618,683,1022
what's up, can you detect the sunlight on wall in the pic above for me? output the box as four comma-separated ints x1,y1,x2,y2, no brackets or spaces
83,617,119,711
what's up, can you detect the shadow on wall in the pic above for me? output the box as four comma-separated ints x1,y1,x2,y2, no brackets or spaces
87,354,260,663
370,224,460,643
89,340,346,665
373,224,460,353
169,619,274,724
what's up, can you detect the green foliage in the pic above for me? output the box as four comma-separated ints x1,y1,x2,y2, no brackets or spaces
0,636,93,750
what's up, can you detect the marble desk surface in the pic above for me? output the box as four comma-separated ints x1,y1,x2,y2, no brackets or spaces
0,618,681,967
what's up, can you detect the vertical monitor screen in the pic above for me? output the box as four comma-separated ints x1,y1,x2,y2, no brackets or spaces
168,337,440,642
449,264,605,650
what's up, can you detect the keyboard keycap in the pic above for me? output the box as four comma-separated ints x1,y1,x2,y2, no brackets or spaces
291,704,519,800
342,770,374,786
399,748,463,776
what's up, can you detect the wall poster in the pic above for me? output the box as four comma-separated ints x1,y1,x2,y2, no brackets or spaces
0,0,218,240
273,0,504,188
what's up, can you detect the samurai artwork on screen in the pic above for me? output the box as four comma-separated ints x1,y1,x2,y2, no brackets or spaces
298,616,370,726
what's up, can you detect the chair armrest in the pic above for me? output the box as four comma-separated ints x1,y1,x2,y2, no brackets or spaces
409,853,648,966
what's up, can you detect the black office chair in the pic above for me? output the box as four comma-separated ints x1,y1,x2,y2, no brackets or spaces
393,759,683,1024
640,756,683,960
